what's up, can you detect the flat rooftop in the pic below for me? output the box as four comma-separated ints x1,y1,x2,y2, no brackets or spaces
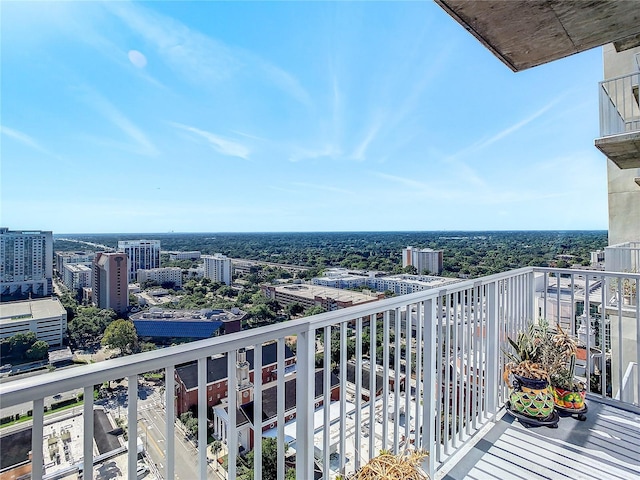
272,284,379,303
0,297,66,323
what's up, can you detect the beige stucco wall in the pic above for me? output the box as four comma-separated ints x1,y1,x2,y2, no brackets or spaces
603,45,640,245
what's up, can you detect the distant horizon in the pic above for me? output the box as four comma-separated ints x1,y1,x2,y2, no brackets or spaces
53,228,609,236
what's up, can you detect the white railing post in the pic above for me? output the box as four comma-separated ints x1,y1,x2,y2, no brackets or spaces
253,343,263,480
296,325,315,480
127,375,138,480
421,298,437,479
227,352,238,480
165,365,175,480
198,357,208,480
486,281,500,419
83,385,94,480
32,398,44,480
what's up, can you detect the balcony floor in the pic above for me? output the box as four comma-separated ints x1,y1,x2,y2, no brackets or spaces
442,401,640,480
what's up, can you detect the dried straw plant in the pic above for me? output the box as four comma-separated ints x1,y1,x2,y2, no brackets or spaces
344,450,430,480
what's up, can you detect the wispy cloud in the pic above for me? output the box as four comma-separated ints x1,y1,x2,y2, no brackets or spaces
289,145,342,163
106,2,310,106
172,122,250,160
0,125,51,155
291,182,353,195
449,97,562,161
80,88,159,156
351,117,382,161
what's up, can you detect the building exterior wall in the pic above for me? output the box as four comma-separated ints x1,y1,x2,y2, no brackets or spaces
168,251,201,261
0,228,53,297
0,297,67,347
62,264,92,291
137,267,183,287
117,240,161,282
603,45,640,246
175,358,295,416
401,246,443,274
202,254,232,285
55,252,95,277
93,252,129,315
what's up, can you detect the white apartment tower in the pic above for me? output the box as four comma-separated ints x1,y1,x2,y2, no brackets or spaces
202,253,232,285
0,228,53,297
117,240,161,282
402,246,443,275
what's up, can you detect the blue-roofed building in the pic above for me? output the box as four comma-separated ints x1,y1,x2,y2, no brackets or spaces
130,307,244,339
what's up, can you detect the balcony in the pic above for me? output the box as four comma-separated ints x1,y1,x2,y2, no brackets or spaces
596,71,640,169
1,267,639,480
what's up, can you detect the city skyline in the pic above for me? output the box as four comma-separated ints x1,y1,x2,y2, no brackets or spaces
2,1,607,233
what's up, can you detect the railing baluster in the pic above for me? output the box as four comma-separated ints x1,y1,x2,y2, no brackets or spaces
165,365,175,480
339,321,347,475
354,316,362,470
422,297,437,479
369,313,376,460
127,375,137,480
414,301,423,448
405,304,412,446
393,307,401,454
197,357,207,480
32,398,44,480
254,343,263,480
277,338,285,480
296,325,315,480
486,282,499,421
322,326,331,479
382,310,390,452
83,385,94,480
443,293,451,455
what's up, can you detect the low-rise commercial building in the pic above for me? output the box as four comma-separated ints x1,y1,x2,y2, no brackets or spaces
0,297,67,347
55,251,95,277
168,251,201,261
261,284,383,311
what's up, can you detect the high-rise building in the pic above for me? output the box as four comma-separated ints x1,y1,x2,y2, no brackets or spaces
117,240,161,282
401,246,443,275
596,46,640,246
93,252,129,315
202,253,232,285
55,251,95,277
63,263,92,292
0,228,53,297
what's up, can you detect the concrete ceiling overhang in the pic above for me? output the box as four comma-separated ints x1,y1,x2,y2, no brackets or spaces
435,0,640,72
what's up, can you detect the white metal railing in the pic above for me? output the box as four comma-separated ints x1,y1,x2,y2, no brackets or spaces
1,267,638,480
605,241,640,273
599,71,640,137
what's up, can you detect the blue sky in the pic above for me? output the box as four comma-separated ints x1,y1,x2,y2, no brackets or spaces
1,1,607,234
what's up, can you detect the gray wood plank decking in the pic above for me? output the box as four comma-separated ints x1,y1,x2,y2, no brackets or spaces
442,401,640,480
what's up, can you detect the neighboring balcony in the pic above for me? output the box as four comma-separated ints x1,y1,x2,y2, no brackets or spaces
596,70,640,169
1,267,639,480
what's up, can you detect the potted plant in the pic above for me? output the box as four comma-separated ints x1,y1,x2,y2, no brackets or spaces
503,323,555,421
544,325,587,412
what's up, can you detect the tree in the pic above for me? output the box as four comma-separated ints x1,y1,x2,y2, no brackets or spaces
304,305,325,317
237,437,293,480
211,440,222,470
179,411,198,437
26,340,49,360
101,320,138,355
9,332,38,358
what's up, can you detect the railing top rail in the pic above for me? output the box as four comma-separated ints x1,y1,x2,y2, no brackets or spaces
599,70,640,86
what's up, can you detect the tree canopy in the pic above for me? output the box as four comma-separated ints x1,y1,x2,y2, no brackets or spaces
101,319,138,355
